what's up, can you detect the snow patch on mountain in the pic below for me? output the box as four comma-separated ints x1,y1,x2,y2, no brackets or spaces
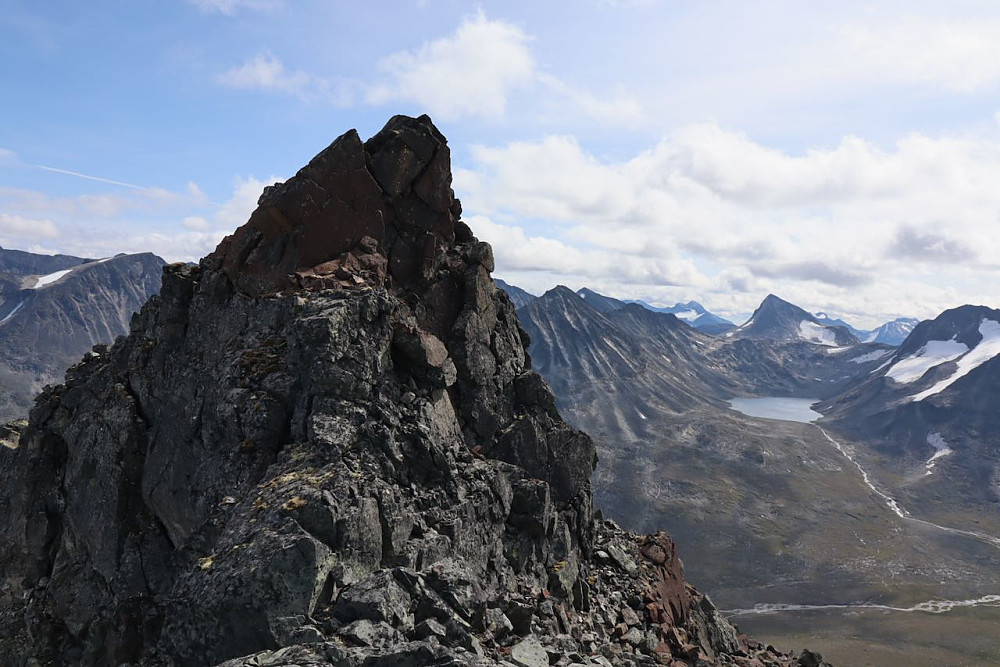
911,319,1000,401
798,320,838,346
850,349,893,364
885,338,969,384
27,257,115,290
30,268,74,289
0,301,24,324
924,432,953,476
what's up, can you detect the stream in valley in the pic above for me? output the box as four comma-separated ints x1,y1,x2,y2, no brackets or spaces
727,397,1000,618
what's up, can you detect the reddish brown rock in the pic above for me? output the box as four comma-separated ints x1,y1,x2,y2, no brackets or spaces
209,115,458,296
639,532,690,627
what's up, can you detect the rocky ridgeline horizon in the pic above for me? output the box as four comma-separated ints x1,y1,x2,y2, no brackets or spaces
0,115,827,666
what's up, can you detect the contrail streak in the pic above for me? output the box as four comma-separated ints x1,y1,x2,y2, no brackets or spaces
35,165,146,190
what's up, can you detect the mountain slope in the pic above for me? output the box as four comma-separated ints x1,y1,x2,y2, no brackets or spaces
0,246,89,276
575,286,627,313
0,251,165,418
0,115,812,667
494,278,536,309
515,284,997,622
823,306,1000,515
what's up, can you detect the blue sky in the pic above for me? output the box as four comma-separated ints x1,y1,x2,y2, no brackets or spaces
4,1,1000,325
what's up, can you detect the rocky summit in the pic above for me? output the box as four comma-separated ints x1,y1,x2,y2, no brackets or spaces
0,115,825,666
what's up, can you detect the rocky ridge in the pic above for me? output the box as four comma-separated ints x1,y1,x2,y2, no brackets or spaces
0,115,825,666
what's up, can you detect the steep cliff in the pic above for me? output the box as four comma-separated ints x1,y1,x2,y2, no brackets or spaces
0,116,823,666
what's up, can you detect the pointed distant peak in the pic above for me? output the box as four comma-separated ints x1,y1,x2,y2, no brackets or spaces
753,294,808,318
734,293,858,345
760,293,791,307
543,285,581,299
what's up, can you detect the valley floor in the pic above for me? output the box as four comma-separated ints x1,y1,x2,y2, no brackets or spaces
584,405,1000,664
737,605,1000,666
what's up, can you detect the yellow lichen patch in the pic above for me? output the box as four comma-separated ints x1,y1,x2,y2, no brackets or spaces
552,560,568,572
197,557,214,570
281,496,308,511
261,467,336,491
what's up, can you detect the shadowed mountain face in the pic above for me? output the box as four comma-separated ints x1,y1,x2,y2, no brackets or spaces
0,116,816,667
517,288,735,444
0,251,165,419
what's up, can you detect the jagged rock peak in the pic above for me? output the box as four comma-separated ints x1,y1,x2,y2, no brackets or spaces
0,116,825,667
210,114,479,296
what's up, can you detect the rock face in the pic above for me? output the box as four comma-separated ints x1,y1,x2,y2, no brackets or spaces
0,116,824,666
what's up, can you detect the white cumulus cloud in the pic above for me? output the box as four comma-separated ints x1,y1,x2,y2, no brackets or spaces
459,123,1000,325
0,213,59,240
366,11,535,120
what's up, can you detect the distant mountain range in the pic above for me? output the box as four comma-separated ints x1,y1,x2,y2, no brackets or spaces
514,286,943,612
514,283,1000,636
814,312,919,346
0,247,165,419
625,298,736,334
497,280,918,344
496,281,738,334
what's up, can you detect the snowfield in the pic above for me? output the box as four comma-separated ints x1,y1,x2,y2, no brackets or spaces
885,338,968,384
798,320,838,346
850,349,892,364
924,432,953,476
911,319,1000,401
30,268,74,289
0,301,24,324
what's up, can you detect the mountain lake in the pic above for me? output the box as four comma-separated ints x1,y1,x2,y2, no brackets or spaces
728,397,821,423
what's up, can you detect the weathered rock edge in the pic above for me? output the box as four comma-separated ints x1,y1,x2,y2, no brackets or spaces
0,115,826,667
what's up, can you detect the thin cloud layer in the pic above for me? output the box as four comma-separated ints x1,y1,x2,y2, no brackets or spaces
188,0,282,15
